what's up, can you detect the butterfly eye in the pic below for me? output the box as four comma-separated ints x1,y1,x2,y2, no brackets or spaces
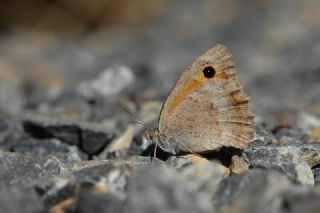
202,66,216,78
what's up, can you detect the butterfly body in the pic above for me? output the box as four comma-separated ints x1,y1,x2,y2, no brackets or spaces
146,44,254,154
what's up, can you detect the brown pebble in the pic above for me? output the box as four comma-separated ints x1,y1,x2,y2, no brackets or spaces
229,155,249,174
310,127,320,142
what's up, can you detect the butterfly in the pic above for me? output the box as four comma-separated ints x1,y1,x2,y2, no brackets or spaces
146,44,254,154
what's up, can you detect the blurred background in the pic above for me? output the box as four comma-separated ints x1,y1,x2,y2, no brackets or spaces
0,0,320,123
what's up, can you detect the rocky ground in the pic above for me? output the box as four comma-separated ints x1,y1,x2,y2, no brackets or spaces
0,0,320,213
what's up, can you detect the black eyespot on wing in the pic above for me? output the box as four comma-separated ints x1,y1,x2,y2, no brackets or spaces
202,66,216,78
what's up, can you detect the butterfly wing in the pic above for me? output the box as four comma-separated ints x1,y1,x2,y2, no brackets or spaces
157,44,254,153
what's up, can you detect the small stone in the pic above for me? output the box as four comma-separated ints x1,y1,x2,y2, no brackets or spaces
0,116,25,150
98,125,133,159
92,180,108,192
0,187,44,213
229,155,249,174
123,165,214,213
166,154,211,168
34,176,77,208
297,111,320,133
128,135,152,156
296,143,320,167
49,196,77,213
251,124,278,145
95,131,151,160
179,159,230,197
278,135,304,144
212,169,292,213
76,191,124,213
100,150,130,159
243,144,315,186
81,125,115,155
78,65,135,98
282,187,320,213
275,127,309,143
313,167,320,184
309,127,320,142
32,92,92,121
0,71,24,115
73,165,128,195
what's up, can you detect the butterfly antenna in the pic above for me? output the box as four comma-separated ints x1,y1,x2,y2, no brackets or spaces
122,106,146,127
129,120,145,126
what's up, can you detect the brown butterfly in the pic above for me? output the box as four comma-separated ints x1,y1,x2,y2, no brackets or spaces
146,44,254,154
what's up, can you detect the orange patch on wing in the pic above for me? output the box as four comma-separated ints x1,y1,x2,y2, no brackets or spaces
166,70,228,115
167,78,204,115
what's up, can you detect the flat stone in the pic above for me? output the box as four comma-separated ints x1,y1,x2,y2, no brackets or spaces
0,152,63,186
248,143,320,168
34,157,154,211
23,114,114,155
12,138,88,163
243,144,316,185
65,156,161,197
34,158,156,210
23,117,81,146
65,156,158,174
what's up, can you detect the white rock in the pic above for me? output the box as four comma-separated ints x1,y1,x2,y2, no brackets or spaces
79,65,135,97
